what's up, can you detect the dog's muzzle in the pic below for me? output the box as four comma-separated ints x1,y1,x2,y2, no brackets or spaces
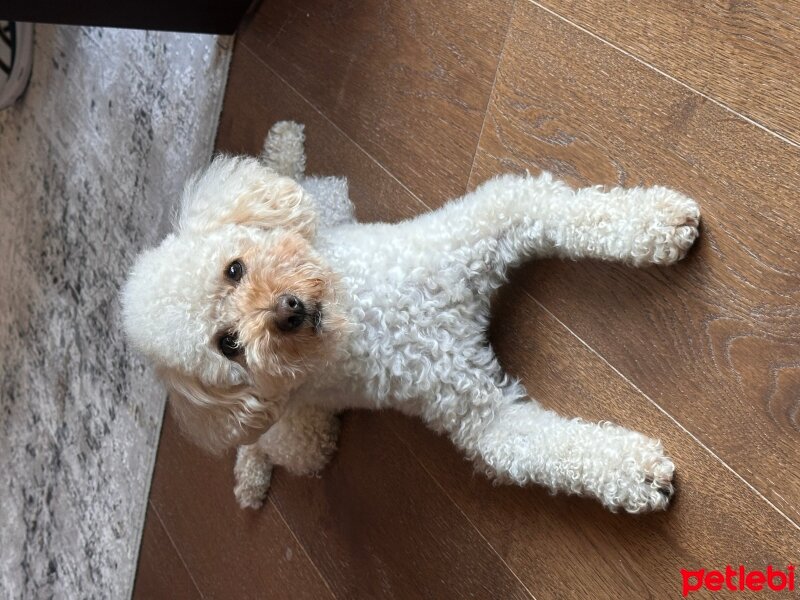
274,294,306,331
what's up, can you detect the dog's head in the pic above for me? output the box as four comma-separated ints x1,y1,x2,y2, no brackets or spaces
122,156,347,453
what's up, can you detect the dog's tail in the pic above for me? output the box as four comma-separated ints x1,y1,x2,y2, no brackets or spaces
260,121,306,181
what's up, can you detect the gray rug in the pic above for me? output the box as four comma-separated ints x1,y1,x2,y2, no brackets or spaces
0,25,230,598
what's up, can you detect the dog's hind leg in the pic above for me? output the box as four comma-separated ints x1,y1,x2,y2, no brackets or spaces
477,389,674,513
532,182,700,266
397,173,698,305
260,120,306,180
410,173,699,277
437,377,675,513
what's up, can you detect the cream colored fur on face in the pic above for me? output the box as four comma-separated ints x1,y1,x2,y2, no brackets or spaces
122,121,700,513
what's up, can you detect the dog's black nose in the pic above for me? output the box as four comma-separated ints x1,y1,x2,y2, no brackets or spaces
275,294,306,331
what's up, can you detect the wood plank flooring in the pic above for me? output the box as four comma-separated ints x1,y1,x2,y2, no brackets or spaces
243,0,515,204
536,0,800,145
134,1,800,597
470,2,800,526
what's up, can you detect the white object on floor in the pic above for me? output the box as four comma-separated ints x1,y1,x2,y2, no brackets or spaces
0,22,34,109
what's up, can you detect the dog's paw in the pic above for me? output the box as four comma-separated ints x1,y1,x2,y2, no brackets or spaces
234,445,273,510
631,187,700,266
625,453,675,513
600,442,676,514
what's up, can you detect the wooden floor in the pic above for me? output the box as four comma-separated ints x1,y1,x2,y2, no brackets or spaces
133,1,800,598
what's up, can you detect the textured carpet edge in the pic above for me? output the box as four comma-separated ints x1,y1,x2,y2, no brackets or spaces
124,34,233,600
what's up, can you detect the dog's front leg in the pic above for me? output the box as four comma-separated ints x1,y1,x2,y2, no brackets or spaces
453,385,675,513
233,405,340,509
234,442,274,509
261,404,340,476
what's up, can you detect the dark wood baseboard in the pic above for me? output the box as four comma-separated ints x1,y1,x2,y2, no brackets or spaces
1,0,260,34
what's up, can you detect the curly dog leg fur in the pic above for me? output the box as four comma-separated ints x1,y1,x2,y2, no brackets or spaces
261,405,340,476
426,375,674,513
406,173,699,270
234,405,340,509
470,387,674,513
233,443,273,510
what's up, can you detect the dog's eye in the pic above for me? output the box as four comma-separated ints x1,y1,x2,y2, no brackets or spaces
218,333,242,359
225,260,245,282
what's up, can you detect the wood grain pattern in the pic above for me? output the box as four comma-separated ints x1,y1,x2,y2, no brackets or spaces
132,506,201,600
470,1,800,525
147,408,335,600
215,47,424,225
537,0,800,145
147,408,535,600
387,283,800,598
269,413,534,600
239,0,514,205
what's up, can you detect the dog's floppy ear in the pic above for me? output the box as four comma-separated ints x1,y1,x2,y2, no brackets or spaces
178,155,317,238
164,369,284,454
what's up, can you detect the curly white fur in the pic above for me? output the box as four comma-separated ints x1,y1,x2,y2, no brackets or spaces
122,121,700,513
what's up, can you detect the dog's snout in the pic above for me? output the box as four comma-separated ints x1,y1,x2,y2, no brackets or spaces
274,294,306,332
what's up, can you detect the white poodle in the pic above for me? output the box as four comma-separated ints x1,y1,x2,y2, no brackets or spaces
122,121,700,513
